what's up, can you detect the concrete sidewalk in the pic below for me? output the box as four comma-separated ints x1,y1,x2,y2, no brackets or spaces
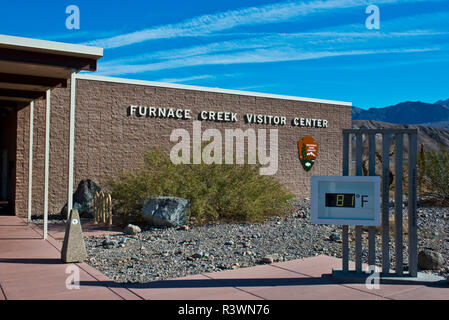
0,215,141,300
0,215,447,300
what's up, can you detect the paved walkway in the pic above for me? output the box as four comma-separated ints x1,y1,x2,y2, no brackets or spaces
0,215,140,300
0,215,447,300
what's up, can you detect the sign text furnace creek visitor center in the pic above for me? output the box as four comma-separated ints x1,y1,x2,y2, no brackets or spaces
0,35,352,238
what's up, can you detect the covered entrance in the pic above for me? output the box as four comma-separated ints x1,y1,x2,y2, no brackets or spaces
0,108,16,215
0,34,102,236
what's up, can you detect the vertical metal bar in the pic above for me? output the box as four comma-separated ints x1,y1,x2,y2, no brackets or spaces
355,227,362,273
408,133,418,277
368,133,376,267
27,101,34,223
43,90,51,240
342,225,349,273
356,133,363,176
1,149,7,200
342,132,350,273
382,133,391,275
67,72,77,219
343,132,350,176
369,134,376,175
355,133,363,273
394,134,404,275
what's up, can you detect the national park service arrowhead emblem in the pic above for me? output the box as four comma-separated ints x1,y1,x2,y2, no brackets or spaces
298,136,318,171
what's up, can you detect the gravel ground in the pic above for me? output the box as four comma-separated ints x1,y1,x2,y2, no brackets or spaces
77,200,449,284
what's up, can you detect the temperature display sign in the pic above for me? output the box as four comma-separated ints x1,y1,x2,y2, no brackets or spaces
325,193,355,208
311,176,380,226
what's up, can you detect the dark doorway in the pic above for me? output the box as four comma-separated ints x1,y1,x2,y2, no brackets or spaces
0,107,17,216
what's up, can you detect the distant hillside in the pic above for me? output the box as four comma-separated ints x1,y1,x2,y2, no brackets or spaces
352,120,449,153
352,100,449,126
418,121,449,130
436,99,449,107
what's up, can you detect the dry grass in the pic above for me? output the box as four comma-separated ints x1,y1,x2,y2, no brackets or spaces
376,216,409,236
347,216,409,242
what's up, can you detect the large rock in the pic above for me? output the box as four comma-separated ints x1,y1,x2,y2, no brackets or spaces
60,179,101,219
418,249,444,270
142,196,190,228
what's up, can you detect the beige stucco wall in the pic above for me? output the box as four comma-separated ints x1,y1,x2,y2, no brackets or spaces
15,78,351,217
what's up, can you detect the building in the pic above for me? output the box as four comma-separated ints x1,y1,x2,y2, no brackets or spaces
0,35,352,234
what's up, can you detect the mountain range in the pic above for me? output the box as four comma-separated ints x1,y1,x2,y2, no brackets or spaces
352,120,449,153
352,99,449,129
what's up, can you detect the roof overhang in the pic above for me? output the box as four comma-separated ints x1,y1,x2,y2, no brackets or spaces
0,34,103,110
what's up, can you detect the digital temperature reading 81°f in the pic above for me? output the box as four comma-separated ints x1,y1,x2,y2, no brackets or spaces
325,193,370,208
311,176,381,226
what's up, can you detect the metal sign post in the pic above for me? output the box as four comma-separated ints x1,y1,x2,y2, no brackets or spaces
311,128,443,283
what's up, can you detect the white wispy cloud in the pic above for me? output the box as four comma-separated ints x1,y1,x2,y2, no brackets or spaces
84,1,448,79
155,74,214,83
318,54,449,71
99,29,447,68
97,46,440,76
324,10,449,33
85,0,437,49
40,30,120,42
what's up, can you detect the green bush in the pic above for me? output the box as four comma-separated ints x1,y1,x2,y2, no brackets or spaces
107,148,294,225
418,146,449,203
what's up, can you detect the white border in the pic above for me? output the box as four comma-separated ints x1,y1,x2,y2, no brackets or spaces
0,34,103,58
310,176,381,226
76,74,352,106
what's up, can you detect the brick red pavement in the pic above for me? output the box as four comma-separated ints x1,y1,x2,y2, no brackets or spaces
0,216,447,300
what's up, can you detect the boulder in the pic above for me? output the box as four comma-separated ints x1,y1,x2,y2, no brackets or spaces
418,249,444,270
142,196,190,228
124,224,141,235
60,179,101,219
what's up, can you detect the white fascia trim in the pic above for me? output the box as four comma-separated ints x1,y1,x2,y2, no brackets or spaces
76,74,352,106
0,34,103,58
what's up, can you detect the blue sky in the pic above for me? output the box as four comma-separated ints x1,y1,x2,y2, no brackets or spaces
0,0,448,109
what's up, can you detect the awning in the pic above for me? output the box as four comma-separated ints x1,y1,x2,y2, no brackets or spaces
0,34,103,110
0,34,103,239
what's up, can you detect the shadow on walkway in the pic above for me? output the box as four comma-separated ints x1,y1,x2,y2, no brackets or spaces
79,275,353,290
0,258,63,265
1,256,446,291
79,274,448,290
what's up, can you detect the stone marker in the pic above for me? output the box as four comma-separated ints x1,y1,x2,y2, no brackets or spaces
61,209,87,263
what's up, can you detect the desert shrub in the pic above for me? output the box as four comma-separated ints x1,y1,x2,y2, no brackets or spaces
108,148,294,225
417,146,449,203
